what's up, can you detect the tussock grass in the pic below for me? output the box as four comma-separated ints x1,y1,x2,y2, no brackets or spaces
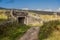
39,20,60,40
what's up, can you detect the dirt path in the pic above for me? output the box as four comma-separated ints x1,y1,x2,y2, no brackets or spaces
18,27,40,40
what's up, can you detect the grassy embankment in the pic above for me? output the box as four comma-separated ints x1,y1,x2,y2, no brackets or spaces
0,22,30,40
0,13,31,40
39,20,60,40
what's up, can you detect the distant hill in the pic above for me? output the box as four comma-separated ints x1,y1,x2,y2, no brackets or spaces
0,7,6,9
0,7,60,15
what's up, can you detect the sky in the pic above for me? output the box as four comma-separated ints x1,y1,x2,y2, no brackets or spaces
0,0,60,11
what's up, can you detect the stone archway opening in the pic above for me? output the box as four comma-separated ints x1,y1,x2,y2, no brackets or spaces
18,17,25,24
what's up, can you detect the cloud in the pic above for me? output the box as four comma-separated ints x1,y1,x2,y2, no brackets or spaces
57,8,60,12
35,8,53,11
22,8,29,10
43,9,52,11
36,9,42,11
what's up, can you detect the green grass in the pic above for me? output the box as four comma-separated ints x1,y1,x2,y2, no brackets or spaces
0,14,8,19
0,21,31,40
0,19,8,23
39,20,60,40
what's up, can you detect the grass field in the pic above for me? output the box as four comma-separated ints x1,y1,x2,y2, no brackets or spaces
39,20,60,40
30,12,60,20
0,11,60,40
